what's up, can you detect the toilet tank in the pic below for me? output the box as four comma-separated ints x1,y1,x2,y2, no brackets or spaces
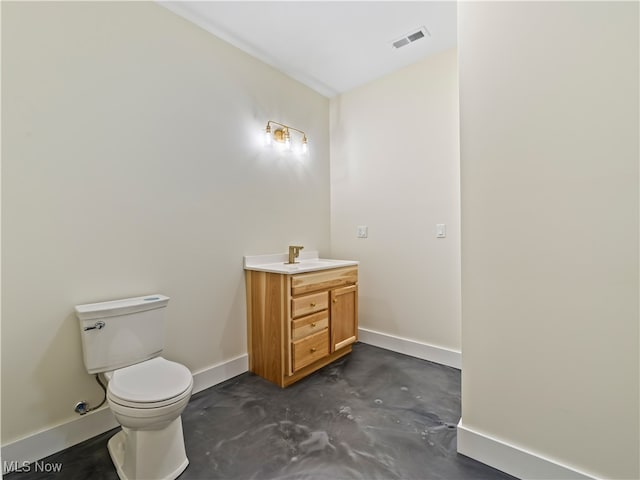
75,294,170,374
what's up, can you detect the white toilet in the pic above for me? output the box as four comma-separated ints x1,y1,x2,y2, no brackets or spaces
75,294,193,480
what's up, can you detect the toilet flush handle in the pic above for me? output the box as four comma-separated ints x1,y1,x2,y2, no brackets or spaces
84,321,105,331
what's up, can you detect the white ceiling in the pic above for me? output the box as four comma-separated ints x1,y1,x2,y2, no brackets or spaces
160,2,458,97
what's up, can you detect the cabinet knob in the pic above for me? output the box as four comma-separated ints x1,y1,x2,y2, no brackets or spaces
310,348,317,353
310,323,317,327
333,299,338,304
310,302,316,307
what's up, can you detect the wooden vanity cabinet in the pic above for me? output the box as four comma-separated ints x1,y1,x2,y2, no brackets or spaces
245,266,358,387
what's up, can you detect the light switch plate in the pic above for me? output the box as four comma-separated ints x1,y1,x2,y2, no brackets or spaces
436,224,446,238
357,226,368,238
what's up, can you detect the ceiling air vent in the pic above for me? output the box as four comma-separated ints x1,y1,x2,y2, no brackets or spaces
392,27,430,49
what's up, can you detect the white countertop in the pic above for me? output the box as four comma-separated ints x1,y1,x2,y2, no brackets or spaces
244,251,358,274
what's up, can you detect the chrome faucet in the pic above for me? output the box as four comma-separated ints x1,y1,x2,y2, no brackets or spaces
287,245,304,264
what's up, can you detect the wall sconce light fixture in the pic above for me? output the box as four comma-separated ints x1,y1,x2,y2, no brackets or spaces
264,120,308,154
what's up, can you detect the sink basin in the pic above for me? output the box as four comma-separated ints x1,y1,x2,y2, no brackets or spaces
278,260,346,271
244,252,358,274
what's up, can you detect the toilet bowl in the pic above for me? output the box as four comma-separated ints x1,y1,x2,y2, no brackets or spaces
105,357,193,430
75,294,193,480
104,357,193,480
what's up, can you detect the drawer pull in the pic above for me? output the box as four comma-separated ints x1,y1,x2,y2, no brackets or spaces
310,347,317,353
310,323,317,327
310,302,316,307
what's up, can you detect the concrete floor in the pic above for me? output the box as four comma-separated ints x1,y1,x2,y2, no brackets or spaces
5,343,516,479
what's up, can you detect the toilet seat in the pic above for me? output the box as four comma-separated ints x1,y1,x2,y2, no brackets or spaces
107,357,193,409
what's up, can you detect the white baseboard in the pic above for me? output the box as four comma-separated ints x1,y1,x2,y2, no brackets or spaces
358,327,461,369
1,408,119,475
457,420,598,480
1,354,248,473
191,353,248,394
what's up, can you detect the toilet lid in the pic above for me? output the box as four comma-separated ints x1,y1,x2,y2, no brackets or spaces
108,357,193,404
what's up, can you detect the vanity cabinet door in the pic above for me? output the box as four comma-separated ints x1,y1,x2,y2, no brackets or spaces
330,284,358,352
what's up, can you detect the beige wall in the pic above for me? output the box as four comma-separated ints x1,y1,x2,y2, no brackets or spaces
459,2,639,479
330,49,461,351
1,2,330,445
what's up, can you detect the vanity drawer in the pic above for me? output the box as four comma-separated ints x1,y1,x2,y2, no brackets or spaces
292,311,328,341
291,267,358,296
291,292,328,318
292,329,329,371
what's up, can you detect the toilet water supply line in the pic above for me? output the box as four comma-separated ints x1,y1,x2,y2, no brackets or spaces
74,375,107,415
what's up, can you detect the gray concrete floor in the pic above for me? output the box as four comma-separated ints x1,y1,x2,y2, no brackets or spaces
5,343,516,479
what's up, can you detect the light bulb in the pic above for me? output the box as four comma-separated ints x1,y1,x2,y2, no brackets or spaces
284,129,291,150
301,137,308,154
264,125,272,145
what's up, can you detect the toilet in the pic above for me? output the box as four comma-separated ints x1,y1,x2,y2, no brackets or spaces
75,294,193,480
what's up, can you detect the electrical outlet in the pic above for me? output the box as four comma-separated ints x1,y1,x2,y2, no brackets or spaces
357,226,368,238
